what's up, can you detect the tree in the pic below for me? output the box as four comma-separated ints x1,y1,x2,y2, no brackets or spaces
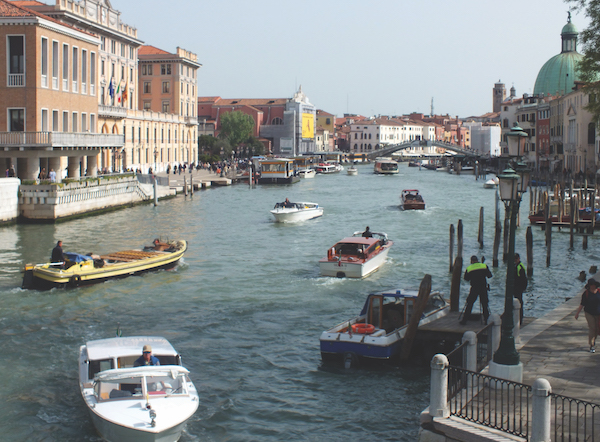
565,2,600,121
219,111,255,148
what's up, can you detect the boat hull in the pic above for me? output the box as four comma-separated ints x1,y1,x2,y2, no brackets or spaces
271,208,323,223
319,246,391,278
298,169,316,178
22,240,186,290
258,175,300,184
347,168,358,175
88,410,187,442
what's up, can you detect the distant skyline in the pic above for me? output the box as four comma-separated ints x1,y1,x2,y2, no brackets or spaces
112,0,589,118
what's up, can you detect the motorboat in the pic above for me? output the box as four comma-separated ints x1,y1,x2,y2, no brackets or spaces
400,189,425,210
315,162,343,174
319,231,393,278
320,289,449,367
79,336,199,442
298,168,316,178
22,239,186,290
347,166,358,176
374,158,399,174
483,177,499,189
270,201,323,223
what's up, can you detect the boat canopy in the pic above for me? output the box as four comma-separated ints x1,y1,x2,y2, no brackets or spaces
85,336,178,361
65,252,92,263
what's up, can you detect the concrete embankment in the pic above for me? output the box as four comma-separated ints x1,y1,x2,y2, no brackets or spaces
0,177,20,224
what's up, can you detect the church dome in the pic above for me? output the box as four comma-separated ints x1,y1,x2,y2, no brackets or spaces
533,14,582,97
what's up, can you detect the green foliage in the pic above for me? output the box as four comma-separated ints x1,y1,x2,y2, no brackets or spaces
219,111,255,147
565,1,600,121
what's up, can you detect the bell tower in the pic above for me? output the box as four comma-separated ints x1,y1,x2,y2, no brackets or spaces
493,80,506,113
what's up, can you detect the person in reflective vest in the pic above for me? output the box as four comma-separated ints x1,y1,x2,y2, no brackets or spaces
514,253,528,325
460,255,493,325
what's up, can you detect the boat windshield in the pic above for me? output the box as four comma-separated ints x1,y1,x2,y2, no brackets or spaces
95,372,188,401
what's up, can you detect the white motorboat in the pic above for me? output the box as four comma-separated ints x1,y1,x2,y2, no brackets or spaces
483,177,499,189
315,163,343,174
270,200,323,223
79,336,199,442
298,168,316,178
347,166,358,176
319,231,393,278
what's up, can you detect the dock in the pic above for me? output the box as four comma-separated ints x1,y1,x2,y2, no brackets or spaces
419,285,600,441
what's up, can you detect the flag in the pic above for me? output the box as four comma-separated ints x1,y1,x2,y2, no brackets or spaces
108,78,114,98
123,81,128,103
116,81,121,103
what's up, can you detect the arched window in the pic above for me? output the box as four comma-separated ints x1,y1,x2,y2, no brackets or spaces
272,117,283,125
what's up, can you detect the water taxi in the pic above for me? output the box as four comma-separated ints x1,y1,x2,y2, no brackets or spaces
270,201,323,223
22,239,186,290
257,158,300,184
319,231,393,278
400,189,426,210
347,166,358,175
374,158,399,174
320,289,449,368
79,336,199,442
298,168,316,178
315,163,343,174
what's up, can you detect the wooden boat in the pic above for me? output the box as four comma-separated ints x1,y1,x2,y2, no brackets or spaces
22,239,186,290
400,189,425,210
320,289,449,367
298,168,316,178
79,336,199,442
319,231,393,278
270,201,323,223
374,158,399,174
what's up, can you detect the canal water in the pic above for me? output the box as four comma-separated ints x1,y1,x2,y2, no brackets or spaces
0,163,598,441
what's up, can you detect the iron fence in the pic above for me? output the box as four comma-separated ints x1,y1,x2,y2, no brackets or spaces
552,393,600,441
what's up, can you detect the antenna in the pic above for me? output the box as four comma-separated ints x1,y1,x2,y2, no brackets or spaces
431,97,434,116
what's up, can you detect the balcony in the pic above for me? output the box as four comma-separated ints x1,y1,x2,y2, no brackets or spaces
184,116,198,126
0,132,124,149
8,73,24,87
98,104,128,119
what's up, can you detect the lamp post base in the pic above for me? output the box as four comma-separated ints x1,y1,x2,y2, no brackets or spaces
489,361,523,383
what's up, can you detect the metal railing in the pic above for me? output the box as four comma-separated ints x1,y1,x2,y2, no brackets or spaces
448,366,531,439
445,322,493,371
0,132,124,148
552,393,600,441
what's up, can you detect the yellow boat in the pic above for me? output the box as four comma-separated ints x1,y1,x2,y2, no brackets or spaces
22,239,187,290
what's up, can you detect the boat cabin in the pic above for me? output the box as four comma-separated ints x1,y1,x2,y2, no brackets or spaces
258,158,299,184
360,290,446,334
328,236,384,259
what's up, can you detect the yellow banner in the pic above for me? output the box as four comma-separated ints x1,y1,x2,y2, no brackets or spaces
302,113,314,139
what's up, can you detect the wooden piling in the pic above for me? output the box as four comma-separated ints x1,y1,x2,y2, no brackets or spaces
457,219,463,261
546,192,552,267
153,176,158,206
449,224,455,273
526,226,533,277
570,191,575,249
400,274,432,362
450,256,463,312
503,217,509,262
183,175,188,196
478,207,484,249
493,191,501,267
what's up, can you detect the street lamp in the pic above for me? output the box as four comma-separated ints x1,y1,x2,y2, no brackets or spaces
507,124,527,158
492,163,530,372
153,146,158,173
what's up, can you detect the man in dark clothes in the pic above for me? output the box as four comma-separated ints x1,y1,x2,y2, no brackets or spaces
460,255,493,324
51,240,65,267
514,253,528,324
362,226,373,238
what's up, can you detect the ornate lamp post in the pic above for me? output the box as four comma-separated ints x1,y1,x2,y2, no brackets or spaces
492,163,530,376
153,146,158,173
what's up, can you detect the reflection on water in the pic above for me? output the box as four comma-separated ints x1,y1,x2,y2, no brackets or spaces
0,164,597,441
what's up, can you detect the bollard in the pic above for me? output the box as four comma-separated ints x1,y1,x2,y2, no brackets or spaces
531,378,552,442
463,331,477,373
513,298,521,344
153,176,158,206
429,354,450,419
490,313,502,353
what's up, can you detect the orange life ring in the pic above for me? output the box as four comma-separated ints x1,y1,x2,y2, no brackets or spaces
351,323,375,334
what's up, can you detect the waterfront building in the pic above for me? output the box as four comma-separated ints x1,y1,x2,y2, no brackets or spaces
197,86,317,156
463,122,501,157
0,0,123,180
9,0,199,174
316,110,336,150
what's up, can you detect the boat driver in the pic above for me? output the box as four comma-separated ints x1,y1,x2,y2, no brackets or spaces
134,345,160,366
362,226,373,238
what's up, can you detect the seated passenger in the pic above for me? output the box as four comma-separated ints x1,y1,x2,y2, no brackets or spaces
153,238,170,251
134,345,160,366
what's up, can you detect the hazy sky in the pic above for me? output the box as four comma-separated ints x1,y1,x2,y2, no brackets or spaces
114,0,589,118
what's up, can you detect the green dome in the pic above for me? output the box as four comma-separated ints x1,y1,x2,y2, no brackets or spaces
533,15,581,97
533,51,582,96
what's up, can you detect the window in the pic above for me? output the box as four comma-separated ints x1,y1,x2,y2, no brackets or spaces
161,64,171,75
90,53,96,95
41,37,48,87
8,35,25,86
129,47,134,59
142,65,147,75
144,101,151,110
162,81,170,93
9,109,25,131
62,111,68,132
90,114,96,133
144,82,151,94
72,112,78,132
111,40,116,54
41,109,48,131
81,113,87,132
81,49,87,94
100,37,105,51
120,43,125,57
147,64,153,75
52,41,59,89
101,59,105,76
162,101,170,113
72,47,78,92
52,110,59,131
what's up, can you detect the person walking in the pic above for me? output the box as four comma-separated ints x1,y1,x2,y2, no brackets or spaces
514,253,528,324
460,255,493,325
574,278,600,353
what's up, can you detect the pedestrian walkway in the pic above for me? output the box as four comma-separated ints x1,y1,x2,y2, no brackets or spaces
154,168,241,189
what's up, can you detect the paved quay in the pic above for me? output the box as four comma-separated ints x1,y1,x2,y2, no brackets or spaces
152,167,244,190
